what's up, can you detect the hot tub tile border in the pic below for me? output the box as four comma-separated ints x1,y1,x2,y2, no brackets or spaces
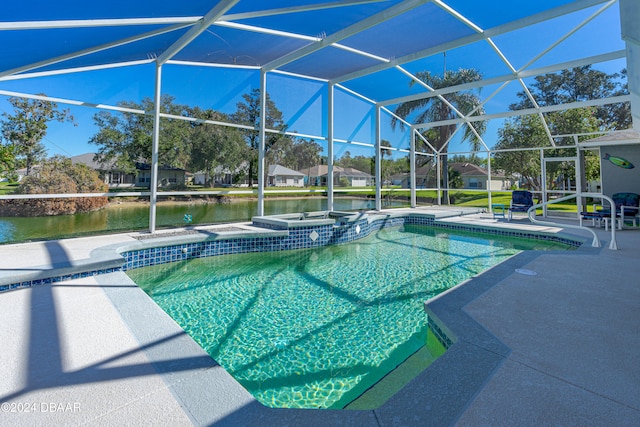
120,214,580,271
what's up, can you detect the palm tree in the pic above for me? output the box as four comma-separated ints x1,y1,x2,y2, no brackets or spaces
391,69,486,203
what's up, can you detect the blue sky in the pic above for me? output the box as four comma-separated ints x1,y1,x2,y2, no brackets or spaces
0,1,626,162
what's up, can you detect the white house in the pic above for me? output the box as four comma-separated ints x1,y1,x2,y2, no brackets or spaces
267,165,305,187
300,165,373,187
392,162,513,190
70,153,186,188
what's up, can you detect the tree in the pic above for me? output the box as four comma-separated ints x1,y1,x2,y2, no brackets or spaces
188,108,246,187
90,95,191,172
232,88,290,186
0,144,16,180
290,139,322,171
448,167,463,189
510,66,629,130
494,66,623,191
265,135,294,169
375,140,401,184
1,96,73,175
493,115,548,190
449,153,486,167
380,139,393,160
493,109,600,192
336,153,374,175
392,69,486,203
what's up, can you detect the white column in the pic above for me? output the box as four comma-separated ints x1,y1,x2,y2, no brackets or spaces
620,0,640,131
149,64,162,233
487,151,493,211
410,128,416,208
436,153,441,205
375,105,382,211
257,70,267,216
327,83,334,211
540,149,547,218
576,149,584,220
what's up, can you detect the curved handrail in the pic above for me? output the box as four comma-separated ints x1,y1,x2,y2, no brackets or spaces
526,192,618,250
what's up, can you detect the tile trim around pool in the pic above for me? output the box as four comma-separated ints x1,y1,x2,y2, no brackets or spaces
0,267,122,293
120,213,581,271
0,212,582,293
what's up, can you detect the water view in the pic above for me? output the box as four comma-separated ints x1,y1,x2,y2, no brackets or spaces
0,197,407,244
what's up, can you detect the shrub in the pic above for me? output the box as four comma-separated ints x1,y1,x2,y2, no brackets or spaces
0,156,109,216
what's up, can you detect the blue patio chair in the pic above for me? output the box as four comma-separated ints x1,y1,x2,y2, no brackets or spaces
508,190,534,221
580,192,639,230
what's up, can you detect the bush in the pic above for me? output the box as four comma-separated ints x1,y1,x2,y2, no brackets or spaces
0,156,109,216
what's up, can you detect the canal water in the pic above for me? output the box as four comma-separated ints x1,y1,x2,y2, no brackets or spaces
0,197,407,244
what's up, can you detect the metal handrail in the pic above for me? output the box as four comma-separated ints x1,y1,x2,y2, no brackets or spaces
526,192,618,250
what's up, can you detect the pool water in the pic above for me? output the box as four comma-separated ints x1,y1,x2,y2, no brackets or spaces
128,225,574,409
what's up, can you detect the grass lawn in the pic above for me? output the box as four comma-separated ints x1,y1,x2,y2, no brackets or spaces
450,190,580,213
0,182,584,213
0,182,19,195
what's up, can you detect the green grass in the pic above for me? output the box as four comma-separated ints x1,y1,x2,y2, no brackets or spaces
0,182,19,195
450,191,579,213
0,182,584,213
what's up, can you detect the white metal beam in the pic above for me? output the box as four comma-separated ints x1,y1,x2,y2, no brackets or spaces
0,89,146,114
395,64,490,150
166,59,260,71
149,64,162,234
328,83,335,211
257,70,267,216
519,0,617,73
263,0,429,72
156,0,240,65
0,17,200,31
376,0,615,151
410,129,416,207
380,50,625,107
215,20,391,64
332,0,611,84
0,23,192,79
0,59,153,82
375,105,382,211
415,95,631,129
620,0,640,131
221,0,387,21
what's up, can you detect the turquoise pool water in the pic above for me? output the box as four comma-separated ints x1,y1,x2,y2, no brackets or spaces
128,225,574,409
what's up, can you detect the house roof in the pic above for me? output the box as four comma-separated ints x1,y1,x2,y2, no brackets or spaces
580,130,640,145
71,152,185,172
408,162,508,179
336,167,372,178
300,165,331,177
299,164,371,178
449,162,509,179
71,153,122,170
267,164,305,177
449,162,487,177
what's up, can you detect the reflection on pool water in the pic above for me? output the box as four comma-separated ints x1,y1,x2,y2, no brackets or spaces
127,225,574,409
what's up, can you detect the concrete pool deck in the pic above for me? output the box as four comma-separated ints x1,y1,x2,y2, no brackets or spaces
0,208,638,426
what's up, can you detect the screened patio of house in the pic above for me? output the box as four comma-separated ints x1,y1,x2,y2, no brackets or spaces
0,0,639,238
2,2,640,425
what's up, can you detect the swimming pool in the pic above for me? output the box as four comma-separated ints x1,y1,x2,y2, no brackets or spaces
127,224,575,409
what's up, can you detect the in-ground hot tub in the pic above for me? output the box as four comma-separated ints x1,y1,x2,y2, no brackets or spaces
252,210,368,229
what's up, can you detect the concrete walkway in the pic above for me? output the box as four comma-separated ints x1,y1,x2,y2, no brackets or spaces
0,214,638,426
